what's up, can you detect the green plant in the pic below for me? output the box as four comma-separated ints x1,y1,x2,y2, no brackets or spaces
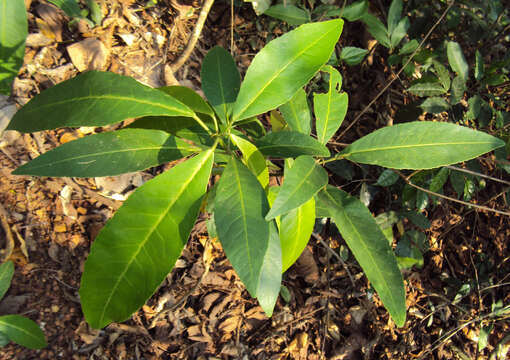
48,0,103,27
7,19,505,329
0,261,46,349
0,0,27,95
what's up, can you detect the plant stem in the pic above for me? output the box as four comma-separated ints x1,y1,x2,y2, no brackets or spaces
193,114,213,136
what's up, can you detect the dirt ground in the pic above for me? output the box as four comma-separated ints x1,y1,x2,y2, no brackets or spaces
0,1,509,359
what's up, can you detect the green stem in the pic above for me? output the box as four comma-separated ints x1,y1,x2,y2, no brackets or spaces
320,153,347,165
193,114,213,136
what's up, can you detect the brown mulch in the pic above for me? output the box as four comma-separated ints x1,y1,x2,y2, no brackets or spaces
1,1,509,359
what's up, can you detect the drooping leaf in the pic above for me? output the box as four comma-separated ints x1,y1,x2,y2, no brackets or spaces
8,71,196,133
420,97,451,114
474,50,484,81
264,4,311,25
80,149,214,329
201,46,241,124
158,86,214,118
0,0,27,95
387,0,403,35
279,197,315,272
341,0,368,21
230,134,269,189
340,46,369,66
214,158,281,316
12,129,199,177
279,89,311,135
339,121,505,169
266,155,327,220
407,82,447,97
447,41,469,81
390,17,410,49
317,185,406,327
0,315,47,349
47,0,82,18
314,66,348,144
232,19,343,122
0,261,14,301
361,13,391,48
256,131,330,158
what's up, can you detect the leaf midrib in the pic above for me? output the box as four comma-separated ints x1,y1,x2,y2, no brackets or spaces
234,24,339,121
98,151,211,325
0,316,43,346
344,141,496,156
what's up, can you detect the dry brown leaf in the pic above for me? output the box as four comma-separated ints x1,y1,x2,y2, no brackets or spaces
75,320,101,345
287,332,309,359
202,292,221,313
295,247,319,284
35,4,63,42
67,38,109,72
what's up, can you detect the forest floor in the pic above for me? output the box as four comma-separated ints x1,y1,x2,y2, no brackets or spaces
0,0,509,359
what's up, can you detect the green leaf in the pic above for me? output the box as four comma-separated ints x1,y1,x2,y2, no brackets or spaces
429,167,450,193
341,0,368,21
47,0,82,18
0,315,46,349
390,17,409,49
432,61,451,91
447,41,469,81
317,186,406,327
0,332,9,347
279,89,311,135
232,19,344,122
387,0,403,35
264,5,311,25
8,71,196,133
339,121,505,169
0,0,27,95
201,46,240,124
314,66,348,144
407,82,447,97
129,116,213,147
280,197,315,272
450,75,466,104
230,134,269,190
340,47,369,66
266,155,327,220
0,261,14,301
214,158,281,316
399,39,419,55
12,129,199,177
376,169,399,186
80,149,214,328
401,211,430,229
270,110,287,132
86,0,103,25
474,50,484,81
420,97,451,114
361,13,391,48
256,131,330,158
158,86,214,118
250,0,271,15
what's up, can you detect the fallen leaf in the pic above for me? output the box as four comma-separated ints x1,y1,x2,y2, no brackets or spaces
67,38,109,72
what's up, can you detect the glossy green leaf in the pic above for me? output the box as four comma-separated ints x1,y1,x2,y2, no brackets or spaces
0,0,27,95
429,167,449,193
341,0,368,21
0,315,46,349
201,46,240,124
279,89,311,135
407,82,447,97
387,0,402,35
314,66,348,144
86,0,103,25
264,5,311,25
266,155,327,220
340,47,369,66
237,117,266,138
399,39,419,55
8,71,196,133
474,50,484,81
158,86,214,118
270,110,287,132
280,197,315,272
317,185,406,327
256,131,330,158
80,149,214,328
129,116,213,147
0,261,14,301
230,134,269,189
420,97,450,114
340,122,505,169
450,75,466,104
376,169,399,186
447,41,469,81
232,19,344,122
214,158,281,316
433,61,451,91
48,0,82,18
361,13,391,48
0,332,9,347
12,129,199,177
390,17,409,49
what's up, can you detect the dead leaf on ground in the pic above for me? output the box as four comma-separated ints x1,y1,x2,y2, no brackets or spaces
67,38,110,72
295,247,320,284
36,4,64,42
